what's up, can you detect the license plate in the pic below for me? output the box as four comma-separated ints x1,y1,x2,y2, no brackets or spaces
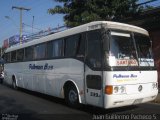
133,98,143,104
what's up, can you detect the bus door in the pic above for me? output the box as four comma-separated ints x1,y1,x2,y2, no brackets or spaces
84,30,103,107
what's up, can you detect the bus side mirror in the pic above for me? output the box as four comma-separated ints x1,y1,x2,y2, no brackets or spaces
77,54,85,58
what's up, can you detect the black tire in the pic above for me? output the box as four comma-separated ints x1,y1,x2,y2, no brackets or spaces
12,80,18,90
65,85,79,107
0,79,3,84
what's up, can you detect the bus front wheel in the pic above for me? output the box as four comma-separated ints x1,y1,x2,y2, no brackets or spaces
65,85,79,107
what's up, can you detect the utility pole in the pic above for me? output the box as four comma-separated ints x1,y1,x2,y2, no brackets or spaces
32,16,34,36
12,6,30,44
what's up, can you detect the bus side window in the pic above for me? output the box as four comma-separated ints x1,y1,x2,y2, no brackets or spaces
47,41,53,58
17,49,24,61
34,43,46,60
4,53,11,63
25,46,33,61
52,40,63,57
65,34,80,57
76,34,85,58
87,30,102,68
47,39,63,58
11,51,17,62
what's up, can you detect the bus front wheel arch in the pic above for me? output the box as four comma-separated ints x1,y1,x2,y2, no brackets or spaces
63,81,80,107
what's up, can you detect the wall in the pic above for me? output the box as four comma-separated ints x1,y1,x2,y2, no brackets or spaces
149,30,160,86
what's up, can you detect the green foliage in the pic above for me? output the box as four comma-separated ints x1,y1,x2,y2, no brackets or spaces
48,0,142,27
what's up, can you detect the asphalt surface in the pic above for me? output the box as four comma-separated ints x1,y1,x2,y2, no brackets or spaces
0,84,160,120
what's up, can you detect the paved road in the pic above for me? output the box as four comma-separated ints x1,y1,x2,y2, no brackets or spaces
0,84,160,120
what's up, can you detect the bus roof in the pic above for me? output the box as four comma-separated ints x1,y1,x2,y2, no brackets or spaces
5,21,149,53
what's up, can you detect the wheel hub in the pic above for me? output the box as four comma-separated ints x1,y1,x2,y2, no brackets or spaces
69,90,77,103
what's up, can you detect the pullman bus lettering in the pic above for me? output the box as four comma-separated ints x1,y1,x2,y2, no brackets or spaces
29,63,53,70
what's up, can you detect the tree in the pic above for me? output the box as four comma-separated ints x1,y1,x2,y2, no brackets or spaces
48,0,142,27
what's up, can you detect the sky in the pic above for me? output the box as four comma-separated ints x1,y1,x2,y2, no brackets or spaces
0,0,64,46
0,0,160,46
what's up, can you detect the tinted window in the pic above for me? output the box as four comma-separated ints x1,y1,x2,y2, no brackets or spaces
134,34,152,59
47,41,53,58
25,46,33,60
34,43,46,59
77,35,85,57
65,35,80,57
53,40,63,57
17,49,24,61
86,75,102,90
47,39,63,58
110,31,135,59
11,51,17,62
5,53,11,63
87,30,102,68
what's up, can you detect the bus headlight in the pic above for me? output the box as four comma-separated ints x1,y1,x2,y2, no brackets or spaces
152,82,158,89
114,86,119,93
105,85,126,94
113,86,126,94
120,86,125,93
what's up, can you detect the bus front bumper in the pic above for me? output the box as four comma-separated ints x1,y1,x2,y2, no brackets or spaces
104,90,158,109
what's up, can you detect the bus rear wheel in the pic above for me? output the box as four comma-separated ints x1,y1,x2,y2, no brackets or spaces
65,85,79,107
0,78,3,84
12,80,17,90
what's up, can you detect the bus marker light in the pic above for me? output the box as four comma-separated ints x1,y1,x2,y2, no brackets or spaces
105,86,113,95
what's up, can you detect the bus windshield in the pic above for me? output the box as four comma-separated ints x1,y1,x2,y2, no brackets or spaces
108,31,154,67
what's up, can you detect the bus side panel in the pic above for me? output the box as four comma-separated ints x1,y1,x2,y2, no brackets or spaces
4,59,85,104
43,59,85,102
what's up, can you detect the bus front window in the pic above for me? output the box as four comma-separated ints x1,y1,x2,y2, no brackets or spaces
107,31,154,67
134,33,154,66
108,31,138,66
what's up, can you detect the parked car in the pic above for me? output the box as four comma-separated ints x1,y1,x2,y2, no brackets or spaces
0,71,4,84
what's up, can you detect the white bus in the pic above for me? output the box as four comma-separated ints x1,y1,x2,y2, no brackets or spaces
3,21,158,109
